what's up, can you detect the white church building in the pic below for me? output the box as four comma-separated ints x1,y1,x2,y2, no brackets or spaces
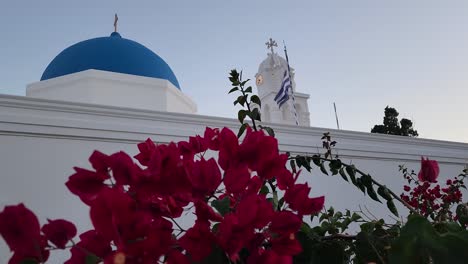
1,26,468,261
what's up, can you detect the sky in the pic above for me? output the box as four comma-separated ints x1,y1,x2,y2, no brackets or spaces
0,0,467,142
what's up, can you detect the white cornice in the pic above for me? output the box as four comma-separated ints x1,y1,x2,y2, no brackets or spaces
0,94,467,164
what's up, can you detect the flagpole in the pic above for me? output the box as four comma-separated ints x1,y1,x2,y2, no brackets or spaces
334,102,340,130
283,41,299,126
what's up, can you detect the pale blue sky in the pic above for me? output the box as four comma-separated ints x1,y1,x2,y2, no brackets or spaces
0,0,467,142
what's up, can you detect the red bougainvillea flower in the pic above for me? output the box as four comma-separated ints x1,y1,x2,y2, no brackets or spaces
217,214,249,261
7,236,50,264
166,249,190,264
418,157,439,183
271,233,302,256
0,204,42,255
236,194,274,229
89,188,135,244
134,138,157,166
109,151,139,186
218,127,241,170
178,135,208,159
284,183,325,216
224,164,251,194
194,200,223,222
204,127,221,151
270,211,302,236
190,158,221,198
65,167,109,205
239,128,278,171
65,230,112,264
249,249,293,264
179,221,215,261
41,219,77,249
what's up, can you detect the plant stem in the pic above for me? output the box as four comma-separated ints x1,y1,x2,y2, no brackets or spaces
322,234,356,241
240,87,257,131
290,155,419,215
169,217,186,232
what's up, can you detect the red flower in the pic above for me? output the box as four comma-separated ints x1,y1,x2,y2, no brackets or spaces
65,167,109,205
284,183,324,215
403,185,411,192
0,204,42,255
178,135,208,158
217,214,250,260
239,128,278,171
224,164,251,194
270,211,302,235
134,138,157,166
109,151,139,186
236,194,273,229
271,233,302,256
7,236,49,264
194,200,223,223
166,249,190,264
218,127,240,170
41,219,77,249
258,154,290,182
89,188,135,243
418,157,439,183
190,158,221,198
65,230,112,264
179,221,214,261
204,127,221,151
249,250,293,264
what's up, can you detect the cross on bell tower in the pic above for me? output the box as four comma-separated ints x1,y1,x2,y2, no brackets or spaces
265,38,277,54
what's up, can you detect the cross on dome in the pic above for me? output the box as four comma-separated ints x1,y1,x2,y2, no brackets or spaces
265,38,277,54
114,14,119,32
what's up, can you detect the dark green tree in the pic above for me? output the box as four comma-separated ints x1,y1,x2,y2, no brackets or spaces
371,106,418,137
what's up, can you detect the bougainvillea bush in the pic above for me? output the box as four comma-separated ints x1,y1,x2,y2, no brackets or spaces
1,70,468,264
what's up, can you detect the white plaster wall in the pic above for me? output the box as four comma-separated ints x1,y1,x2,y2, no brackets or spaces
26,70,196,114
0,95,467,262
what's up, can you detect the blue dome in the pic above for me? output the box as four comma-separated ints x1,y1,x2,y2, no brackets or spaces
41,32,180,89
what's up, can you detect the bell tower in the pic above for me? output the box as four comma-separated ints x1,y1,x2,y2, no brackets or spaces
254,38,310,126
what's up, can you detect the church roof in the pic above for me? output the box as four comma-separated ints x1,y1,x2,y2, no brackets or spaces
40,32,181,89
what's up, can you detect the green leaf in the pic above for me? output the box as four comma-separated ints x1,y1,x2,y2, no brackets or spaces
351,212,362,221
244,86,252,93
339,168,348,182
273,191,279,210
360,222,376,233
228,87,239,94
20,260,38,264
237,95,246,106
250,108,261,121
319,163,329,175
296,156,312,172
237,123,248,138
250,95,261,107
278,197,285,210
456,204,468,226
260,126,275,137
386,199,399,217
85,254,100,264
355,178,366,193
377,186,392,200
345,165,357,184
289,159,297,173
238,110,248,123
260,185,269,195
198,246,229,263
327,206,335,216
361,175,381,203
211,197,231,216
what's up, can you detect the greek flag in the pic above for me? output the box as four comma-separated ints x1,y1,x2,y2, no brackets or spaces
274,70,291,108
